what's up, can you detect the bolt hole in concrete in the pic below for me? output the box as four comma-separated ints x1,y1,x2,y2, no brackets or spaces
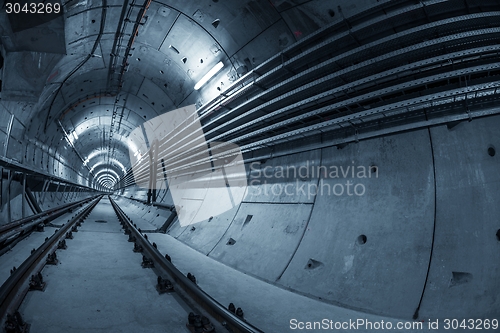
496,229,500,241
226,238,236,245
450,272,473,287
243,215,253,227
357,234,367,245
95,220,107,223
488,146,496,156
305,259,323,270
370,165,378,174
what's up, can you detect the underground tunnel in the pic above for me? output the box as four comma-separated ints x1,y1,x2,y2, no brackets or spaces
0,0,499,332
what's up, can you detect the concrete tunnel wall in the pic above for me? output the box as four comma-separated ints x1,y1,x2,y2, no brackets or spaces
116,113,500,320
31,190,93,211
0,182,35,221
0,184,95,220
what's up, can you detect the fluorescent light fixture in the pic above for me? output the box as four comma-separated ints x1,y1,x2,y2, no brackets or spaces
73,131,79,140
133,150,143,160
194,61,224,90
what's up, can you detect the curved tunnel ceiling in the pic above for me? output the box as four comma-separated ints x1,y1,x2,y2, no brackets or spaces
18,0,333,190
0,0,498,191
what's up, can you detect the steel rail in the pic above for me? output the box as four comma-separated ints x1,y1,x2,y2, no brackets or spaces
0,196,96,245
108,196,265,333
0,195,103,329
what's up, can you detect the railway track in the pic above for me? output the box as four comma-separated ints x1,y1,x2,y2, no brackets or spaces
0,196,98,256
0,195,264,333
0,195,102,332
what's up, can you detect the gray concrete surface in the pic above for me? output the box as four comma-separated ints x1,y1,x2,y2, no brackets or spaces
278,129,435,319
419,118,500,318
118,120,500,321
0,204,89,285
19,198,191,333
144,231,435,333
208,202,312,281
